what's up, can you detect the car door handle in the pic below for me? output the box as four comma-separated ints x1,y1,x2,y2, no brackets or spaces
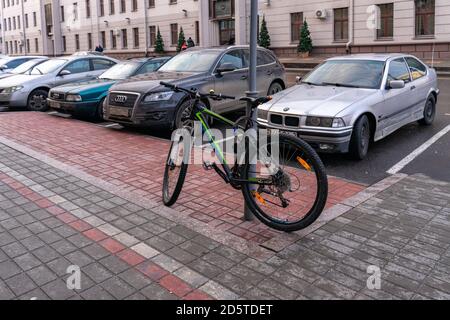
410,85,416,90
266,71,273,75
241,75,248,80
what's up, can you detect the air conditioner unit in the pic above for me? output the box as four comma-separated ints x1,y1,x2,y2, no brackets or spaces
315,9,327,19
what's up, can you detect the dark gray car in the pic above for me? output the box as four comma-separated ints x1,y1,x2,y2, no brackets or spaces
104,46,286,129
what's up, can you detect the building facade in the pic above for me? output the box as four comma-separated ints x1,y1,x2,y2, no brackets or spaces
1,0,449,60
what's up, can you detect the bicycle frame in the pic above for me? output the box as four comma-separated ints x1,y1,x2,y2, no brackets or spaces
190,98,274,186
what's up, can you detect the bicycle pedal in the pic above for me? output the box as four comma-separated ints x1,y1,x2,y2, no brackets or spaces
202,161,214,170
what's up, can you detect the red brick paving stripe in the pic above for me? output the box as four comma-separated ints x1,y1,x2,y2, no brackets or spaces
99,238,126,254
69,220,92,232
159,274,193,298
47,205,66,216
183,290,214,300
0,167,215,300
136,261,169,281
117,249,146,266
83,228,109,242
56,212,78,224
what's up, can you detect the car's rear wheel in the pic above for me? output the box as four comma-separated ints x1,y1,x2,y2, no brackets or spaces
349,115,371,160
418,96,436,126
27,89,49,112
267,82,284,95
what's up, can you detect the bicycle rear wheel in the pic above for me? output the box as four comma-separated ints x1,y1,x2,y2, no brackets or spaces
241,134,328,232
162,129,191,206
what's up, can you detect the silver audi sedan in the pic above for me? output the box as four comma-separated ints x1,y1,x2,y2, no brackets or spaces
257,54,439,159
0,55,118,111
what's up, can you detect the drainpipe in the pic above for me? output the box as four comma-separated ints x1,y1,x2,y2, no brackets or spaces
21,0,27,55
144,0,149,57
346,0,354,54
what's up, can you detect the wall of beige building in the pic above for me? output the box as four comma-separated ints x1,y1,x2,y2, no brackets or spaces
1,0,450,59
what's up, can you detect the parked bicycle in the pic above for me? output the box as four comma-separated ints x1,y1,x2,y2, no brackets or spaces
160,81,328,232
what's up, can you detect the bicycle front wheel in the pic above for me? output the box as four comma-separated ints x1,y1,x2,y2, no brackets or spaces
241,134,328,232
162,129,191,206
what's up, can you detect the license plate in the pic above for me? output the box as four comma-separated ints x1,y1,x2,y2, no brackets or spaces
267,128,298,137
50,101,61,109
110,106,130,117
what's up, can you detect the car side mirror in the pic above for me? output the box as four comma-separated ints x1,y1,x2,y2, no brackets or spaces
59,70,71,77
388,80,405,89
296,76,302,84
216,62,236,75
0,65,8,70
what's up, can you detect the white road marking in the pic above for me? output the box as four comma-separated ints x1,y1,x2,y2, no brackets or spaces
103,123,120,128
387,124,450,175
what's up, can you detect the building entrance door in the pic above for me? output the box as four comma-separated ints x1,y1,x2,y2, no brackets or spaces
219,20,235,45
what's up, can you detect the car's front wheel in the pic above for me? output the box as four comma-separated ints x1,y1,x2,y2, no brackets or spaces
267,82,284,95
349,115,371,160
96,97,106,121
27,89,49,112
418,95,436,126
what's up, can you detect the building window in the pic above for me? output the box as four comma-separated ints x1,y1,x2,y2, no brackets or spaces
33,12,36,27
133,27,139,48
110,30,117,48
73,3,78,20
25,14,28,28
101,31,106,48
75,34,80,50
131,0,137,12
334,7,349,41
169,0,177,4
149,26,156,46
99,0,104,16
109,0,115,15
121,29,127,48
34,38,38,52
209,0,234,19
86,0,91,18
148,0,155,8
290,12,303,42
415,0,435,37
120,0,125,13
377,3,394,39
195,21,200,45
62,36,66,51
26,39,30,53
88,32,92,49
60,6,64,22
170,23,178,46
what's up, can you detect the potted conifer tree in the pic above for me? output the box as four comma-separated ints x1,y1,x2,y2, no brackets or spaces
298,20,313,58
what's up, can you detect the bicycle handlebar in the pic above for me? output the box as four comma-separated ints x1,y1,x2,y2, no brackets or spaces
160,81,234,101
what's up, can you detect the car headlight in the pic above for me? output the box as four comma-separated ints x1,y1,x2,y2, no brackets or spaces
2,86,23,94
257,108,268,120
143,91,174,103
306,117,345,128
66,94,82,102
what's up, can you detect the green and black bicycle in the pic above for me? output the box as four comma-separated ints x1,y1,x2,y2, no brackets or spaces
160,81,328,232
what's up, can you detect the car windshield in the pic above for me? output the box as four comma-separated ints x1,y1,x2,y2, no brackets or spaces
302,60,385,89
158,51,221,73
11,59,45,74
99,62,140,80
29,59,67,75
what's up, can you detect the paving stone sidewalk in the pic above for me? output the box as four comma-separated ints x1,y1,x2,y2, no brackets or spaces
0,141,450,300
0,112,364,248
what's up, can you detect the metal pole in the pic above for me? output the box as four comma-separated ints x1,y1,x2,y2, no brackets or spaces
244,0,259,221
